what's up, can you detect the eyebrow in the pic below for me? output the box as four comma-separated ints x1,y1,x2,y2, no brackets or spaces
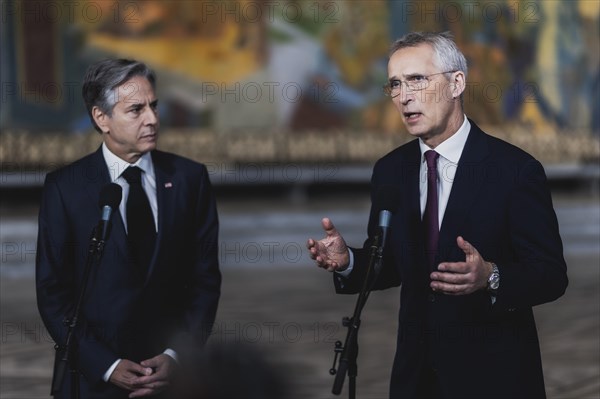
125,99,159,110
126,103,143,110
388,73,424,82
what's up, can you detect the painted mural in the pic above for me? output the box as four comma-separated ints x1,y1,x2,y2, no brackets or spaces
2,0,599,135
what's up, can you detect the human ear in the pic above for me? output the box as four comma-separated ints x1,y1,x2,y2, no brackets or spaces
451,71,466,99
92,106,110,133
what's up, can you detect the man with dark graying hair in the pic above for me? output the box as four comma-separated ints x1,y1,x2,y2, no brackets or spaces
308,32,567,398
37,59,221,398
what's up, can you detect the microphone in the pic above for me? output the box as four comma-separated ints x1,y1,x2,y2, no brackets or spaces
330,185,402,396
97,183,122,242
375,185,401,253
51,183,122,396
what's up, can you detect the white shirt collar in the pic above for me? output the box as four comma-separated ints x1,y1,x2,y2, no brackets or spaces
101,143,154,181
419,115,471,164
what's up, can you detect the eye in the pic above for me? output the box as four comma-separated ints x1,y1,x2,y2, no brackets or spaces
389,80,401,88
129,106,143,115
407,75,426,82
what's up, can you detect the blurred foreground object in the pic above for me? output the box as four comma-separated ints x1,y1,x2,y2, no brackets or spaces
171,343,289,399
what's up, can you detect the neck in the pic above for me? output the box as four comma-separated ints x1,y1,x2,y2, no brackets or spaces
123,153,143,164
422,111,464,149
104,142,144,164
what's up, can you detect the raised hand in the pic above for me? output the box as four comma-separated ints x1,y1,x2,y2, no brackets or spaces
307,218,350,272
429,236,493,295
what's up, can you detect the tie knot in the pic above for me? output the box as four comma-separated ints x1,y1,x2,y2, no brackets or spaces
424,150,439,169
122,166,143,184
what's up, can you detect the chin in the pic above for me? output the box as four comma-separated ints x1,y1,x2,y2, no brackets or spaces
141,143,157,153
405,127,427,138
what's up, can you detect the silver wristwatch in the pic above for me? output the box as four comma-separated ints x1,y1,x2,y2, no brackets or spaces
487,262,500,293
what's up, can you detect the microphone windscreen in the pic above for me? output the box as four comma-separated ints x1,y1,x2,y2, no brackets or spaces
99,183,122,209
376,185,401,214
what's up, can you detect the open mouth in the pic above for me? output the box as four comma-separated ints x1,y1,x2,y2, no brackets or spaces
403,112,422,121
140,134,157,143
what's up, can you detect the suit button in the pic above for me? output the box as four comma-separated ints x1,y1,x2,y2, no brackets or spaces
428,293,436,302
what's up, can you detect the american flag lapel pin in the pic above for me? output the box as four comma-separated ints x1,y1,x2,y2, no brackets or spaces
164,182,173,188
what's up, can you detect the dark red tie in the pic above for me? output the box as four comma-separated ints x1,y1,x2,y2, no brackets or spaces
424,150,440,267
122,166,156,273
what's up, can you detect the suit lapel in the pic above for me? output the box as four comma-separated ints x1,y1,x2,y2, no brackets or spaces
438,122,490,258
145,151,176,283
403,143,423,243
394,141,424,274
84,147,130,260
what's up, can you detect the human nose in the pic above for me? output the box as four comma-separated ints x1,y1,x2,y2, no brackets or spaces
143,106,158,126
397,83,413,105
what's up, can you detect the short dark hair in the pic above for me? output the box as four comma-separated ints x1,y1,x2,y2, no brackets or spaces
82,59,156,133
389,31,468,78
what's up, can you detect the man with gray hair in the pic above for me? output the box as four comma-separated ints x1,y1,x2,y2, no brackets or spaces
37,59,221,398
308,32,567,398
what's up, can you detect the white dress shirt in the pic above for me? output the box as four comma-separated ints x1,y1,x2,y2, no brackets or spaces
418,116,471,225
339,115,470,276
100,144,176,381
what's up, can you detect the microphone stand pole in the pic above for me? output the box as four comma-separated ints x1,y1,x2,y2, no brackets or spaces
51,223,108,398
330,234,385,399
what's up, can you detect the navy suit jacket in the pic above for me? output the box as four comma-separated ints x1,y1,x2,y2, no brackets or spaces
36,147,221,398
335,121,567,398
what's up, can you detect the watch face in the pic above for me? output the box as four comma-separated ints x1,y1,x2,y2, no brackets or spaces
489,274,500,290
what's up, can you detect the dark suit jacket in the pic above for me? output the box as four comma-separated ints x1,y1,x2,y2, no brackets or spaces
335,121,568,398
36,147,221,398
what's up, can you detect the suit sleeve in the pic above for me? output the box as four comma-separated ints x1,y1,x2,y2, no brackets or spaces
36,175,119,386
333,161,401,294
177,165,221,348
494,159,568,309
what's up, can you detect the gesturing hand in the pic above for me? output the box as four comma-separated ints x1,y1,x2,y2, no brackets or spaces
307,218,350,272
430,236,493,295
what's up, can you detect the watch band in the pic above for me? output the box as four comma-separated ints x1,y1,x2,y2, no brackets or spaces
487,262,500,293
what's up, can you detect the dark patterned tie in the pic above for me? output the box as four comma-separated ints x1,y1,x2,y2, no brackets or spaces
424,150,440,268
122,166,156,273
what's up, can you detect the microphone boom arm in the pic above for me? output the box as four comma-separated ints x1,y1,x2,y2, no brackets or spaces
50,184,121,397
331,231,385,397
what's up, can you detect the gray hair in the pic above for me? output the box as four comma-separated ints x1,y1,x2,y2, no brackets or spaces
82,59,156,133
389,31,468,79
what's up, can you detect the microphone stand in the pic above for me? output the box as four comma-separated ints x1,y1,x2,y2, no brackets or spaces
330,233,385,398
51,222,108,398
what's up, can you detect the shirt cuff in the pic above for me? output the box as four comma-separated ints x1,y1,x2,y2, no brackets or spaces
103,359,121,382
335,249,354,277
163,348,178,363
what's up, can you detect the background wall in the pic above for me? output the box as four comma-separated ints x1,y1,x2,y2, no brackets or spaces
2,0,599,133
1,1,599,398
